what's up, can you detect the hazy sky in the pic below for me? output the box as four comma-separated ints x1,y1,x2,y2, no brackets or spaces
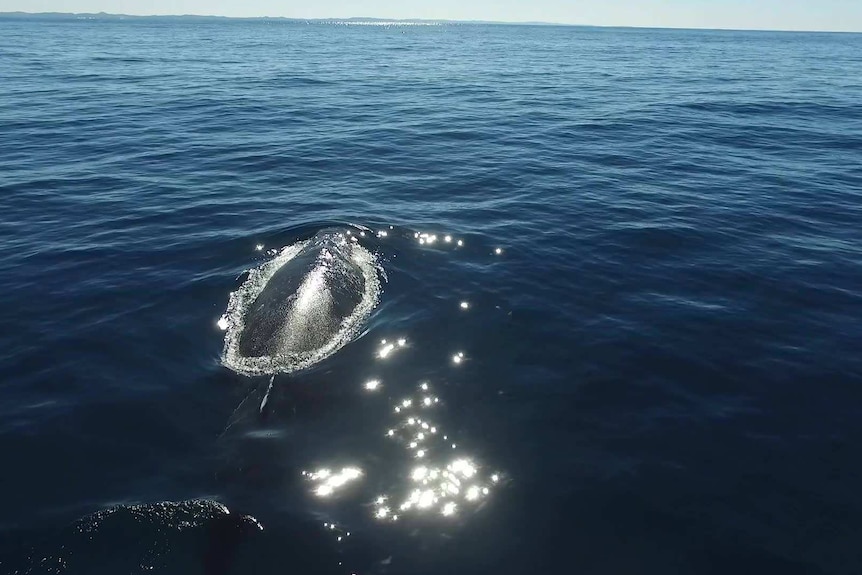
2,0,862,32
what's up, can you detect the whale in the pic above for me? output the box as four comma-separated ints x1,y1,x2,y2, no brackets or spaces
1,500,263,575
238,230,365,358
221,227,381,376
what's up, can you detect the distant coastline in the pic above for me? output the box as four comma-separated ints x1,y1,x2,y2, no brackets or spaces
1,11,859,33
0,11,561,26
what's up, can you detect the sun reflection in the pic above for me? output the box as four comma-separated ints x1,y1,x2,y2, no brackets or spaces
372,452,496,521
307,334,503,527
451,458,476,477
369,381,500,522
415,231,464,249
494,247,503,255
377,337,407,360
364,379,381,391
460,301,470,309
303,467,363,498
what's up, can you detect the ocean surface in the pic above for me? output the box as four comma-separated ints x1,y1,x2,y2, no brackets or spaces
1,14,862,575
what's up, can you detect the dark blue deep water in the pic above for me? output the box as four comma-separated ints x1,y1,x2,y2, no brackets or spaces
1,15,862,575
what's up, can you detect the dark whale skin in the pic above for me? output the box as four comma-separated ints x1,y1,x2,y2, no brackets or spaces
237,228,365,359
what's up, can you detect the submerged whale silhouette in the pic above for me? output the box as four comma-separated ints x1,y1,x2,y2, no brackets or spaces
221,227,381,376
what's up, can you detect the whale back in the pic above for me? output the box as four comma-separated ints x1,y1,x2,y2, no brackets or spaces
221,227,380,376
238,230,365,358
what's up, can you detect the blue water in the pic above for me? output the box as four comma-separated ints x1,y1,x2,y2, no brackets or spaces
2,14,862,574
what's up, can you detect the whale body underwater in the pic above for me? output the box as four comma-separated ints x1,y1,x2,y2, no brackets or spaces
221,228,382,376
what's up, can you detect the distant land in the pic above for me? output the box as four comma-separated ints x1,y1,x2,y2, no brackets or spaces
1,11,858,33
0,11,561,26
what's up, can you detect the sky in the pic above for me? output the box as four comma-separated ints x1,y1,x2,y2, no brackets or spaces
2,0,862,32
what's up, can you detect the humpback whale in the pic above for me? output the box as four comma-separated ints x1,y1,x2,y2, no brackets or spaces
221,227,381,376
1,500,263,575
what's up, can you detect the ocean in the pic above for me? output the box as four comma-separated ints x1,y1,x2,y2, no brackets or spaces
1,14,861,575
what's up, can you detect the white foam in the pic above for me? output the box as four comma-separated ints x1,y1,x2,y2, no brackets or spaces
220,238,382,376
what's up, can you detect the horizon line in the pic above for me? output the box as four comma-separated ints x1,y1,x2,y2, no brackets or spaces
2,11,861,34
